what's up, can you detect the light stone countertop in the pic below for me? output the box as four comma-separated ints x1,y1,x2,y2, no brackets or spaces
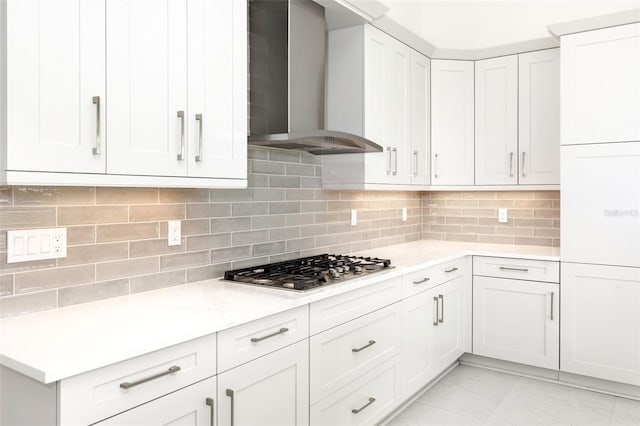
0,240,559,384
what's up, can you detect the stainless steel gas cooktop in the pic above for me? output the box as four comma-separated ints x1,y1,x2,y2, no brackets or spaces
223,254,393,291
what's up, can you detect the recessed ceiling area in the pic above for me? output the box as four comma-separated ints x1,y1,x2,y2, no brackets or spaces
376,0,639,50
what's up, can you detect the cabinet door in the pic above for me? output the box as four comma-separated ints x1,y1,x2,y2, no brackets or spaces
6,0,105,173
106,0,188,176
431,60,474,185
474,55,518,185
410,50,430,185
561,142,640,268
401,290,437,398
519,49,560,185
218,340,309,426
96,376,217,426
561,23,640,145
187,0,246,179
561,263,640,386
432,276,467,371
363,26,410,184
473,276,559,369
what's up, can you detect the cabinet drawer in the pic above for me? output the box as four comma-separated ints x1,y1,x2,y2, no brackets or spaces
402,257,466,298
310,276,401,335
218,305,309,372
310,357,401,426
310,302,401,404
95,376,216,426
59,334,216,426
473,256,559,283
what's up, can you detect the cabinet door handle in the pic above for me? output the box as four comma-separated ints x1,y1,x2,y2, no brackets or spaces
92,96,101,155
433,296,439,326
226,389,235,426
351,397,376,414
195,113,203,162
119,365,181,389
438,294,444,323
386,147,392,175
413,151,419,177
509,152,514,177
550,292,555,321
250,327,289,343
177,111,185,161
521,152,526,177
352,340,376,353
444,267,458,273
499,266,529,272
434,153,439,179
206,397,215,426
413,277,430,285
392,147,398,175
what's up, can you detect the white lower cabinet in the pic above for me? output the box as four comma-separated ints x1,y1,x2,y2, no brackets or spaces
96,376,217,426
561,263,640,386
310,358,401,426
431,276,468,373
217,340,309,426
473,276,559,369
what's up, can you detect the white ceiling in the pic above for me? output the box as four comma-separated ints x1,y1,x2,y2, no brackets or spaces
376,0,640,50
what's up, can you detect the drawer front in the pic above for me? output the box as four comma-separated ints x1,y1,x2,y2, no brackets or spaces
310,357,401,426
473,256,559,283
402,257,466,298
218,305,309,372
95,376,216,426
59,334,216,426
310,302,401,404
310,276,402,335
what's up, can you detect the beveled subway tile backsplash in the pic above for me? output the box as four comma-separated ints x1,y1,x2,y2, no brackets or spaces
0,147,560,318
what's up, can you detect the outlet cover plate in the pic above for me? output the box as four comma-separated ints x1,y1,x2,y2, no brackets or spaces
498,208,508,223
7,228,67,263
168,220,181,246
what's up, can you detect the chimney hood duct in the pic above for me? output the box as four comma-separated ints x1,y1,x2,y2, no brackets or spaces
248,0,382,155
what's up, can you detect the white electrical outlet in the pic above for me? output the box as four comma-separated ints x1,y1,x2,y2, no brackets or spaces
498,208,508,223
168,220,181,246
402,207,408,222
350,209,357,226
7,228,67,263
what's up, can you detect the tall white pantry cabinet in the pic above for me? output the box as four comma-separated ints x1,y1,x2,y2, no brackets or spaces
1,0,247,187
560,22,640,387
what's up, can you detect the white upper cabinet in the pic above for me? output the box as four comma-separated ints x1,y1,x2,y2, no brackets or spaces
518,49,560,184
474,55,518,186
410,50,431,186
106,0,188,176
561,23,640,145
431,60,475,186
5,0,106,174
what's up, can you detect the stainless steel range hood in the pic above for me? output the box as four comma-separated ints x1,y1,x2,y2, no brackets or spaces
248,0,382,155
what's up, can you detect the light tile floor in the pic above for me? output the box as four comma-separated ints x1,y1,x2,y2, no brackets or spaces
388,365,640,426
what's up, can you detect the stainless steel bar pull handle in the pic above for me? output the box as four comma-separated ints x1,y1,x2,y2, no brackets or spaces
521,152,526,177
206,397,215,426
195,113,203,162
392,147,398,175
434,153,439,179
119,365,181,389
413,277,430,285
226,389,235,426
352,397,376,414
250,327,289,343
445,267,458,273
386,147,392,175
550,292,555,321
413,151,419,176
352,340,376,353
438,294,444,323
177,111,185,161
499,266,529,272
509,152,514,177
433,296,439,326
92,96,101,155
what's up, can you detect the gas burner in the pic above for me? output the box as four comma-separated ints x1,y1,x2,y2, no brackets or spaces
224,254,393,292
